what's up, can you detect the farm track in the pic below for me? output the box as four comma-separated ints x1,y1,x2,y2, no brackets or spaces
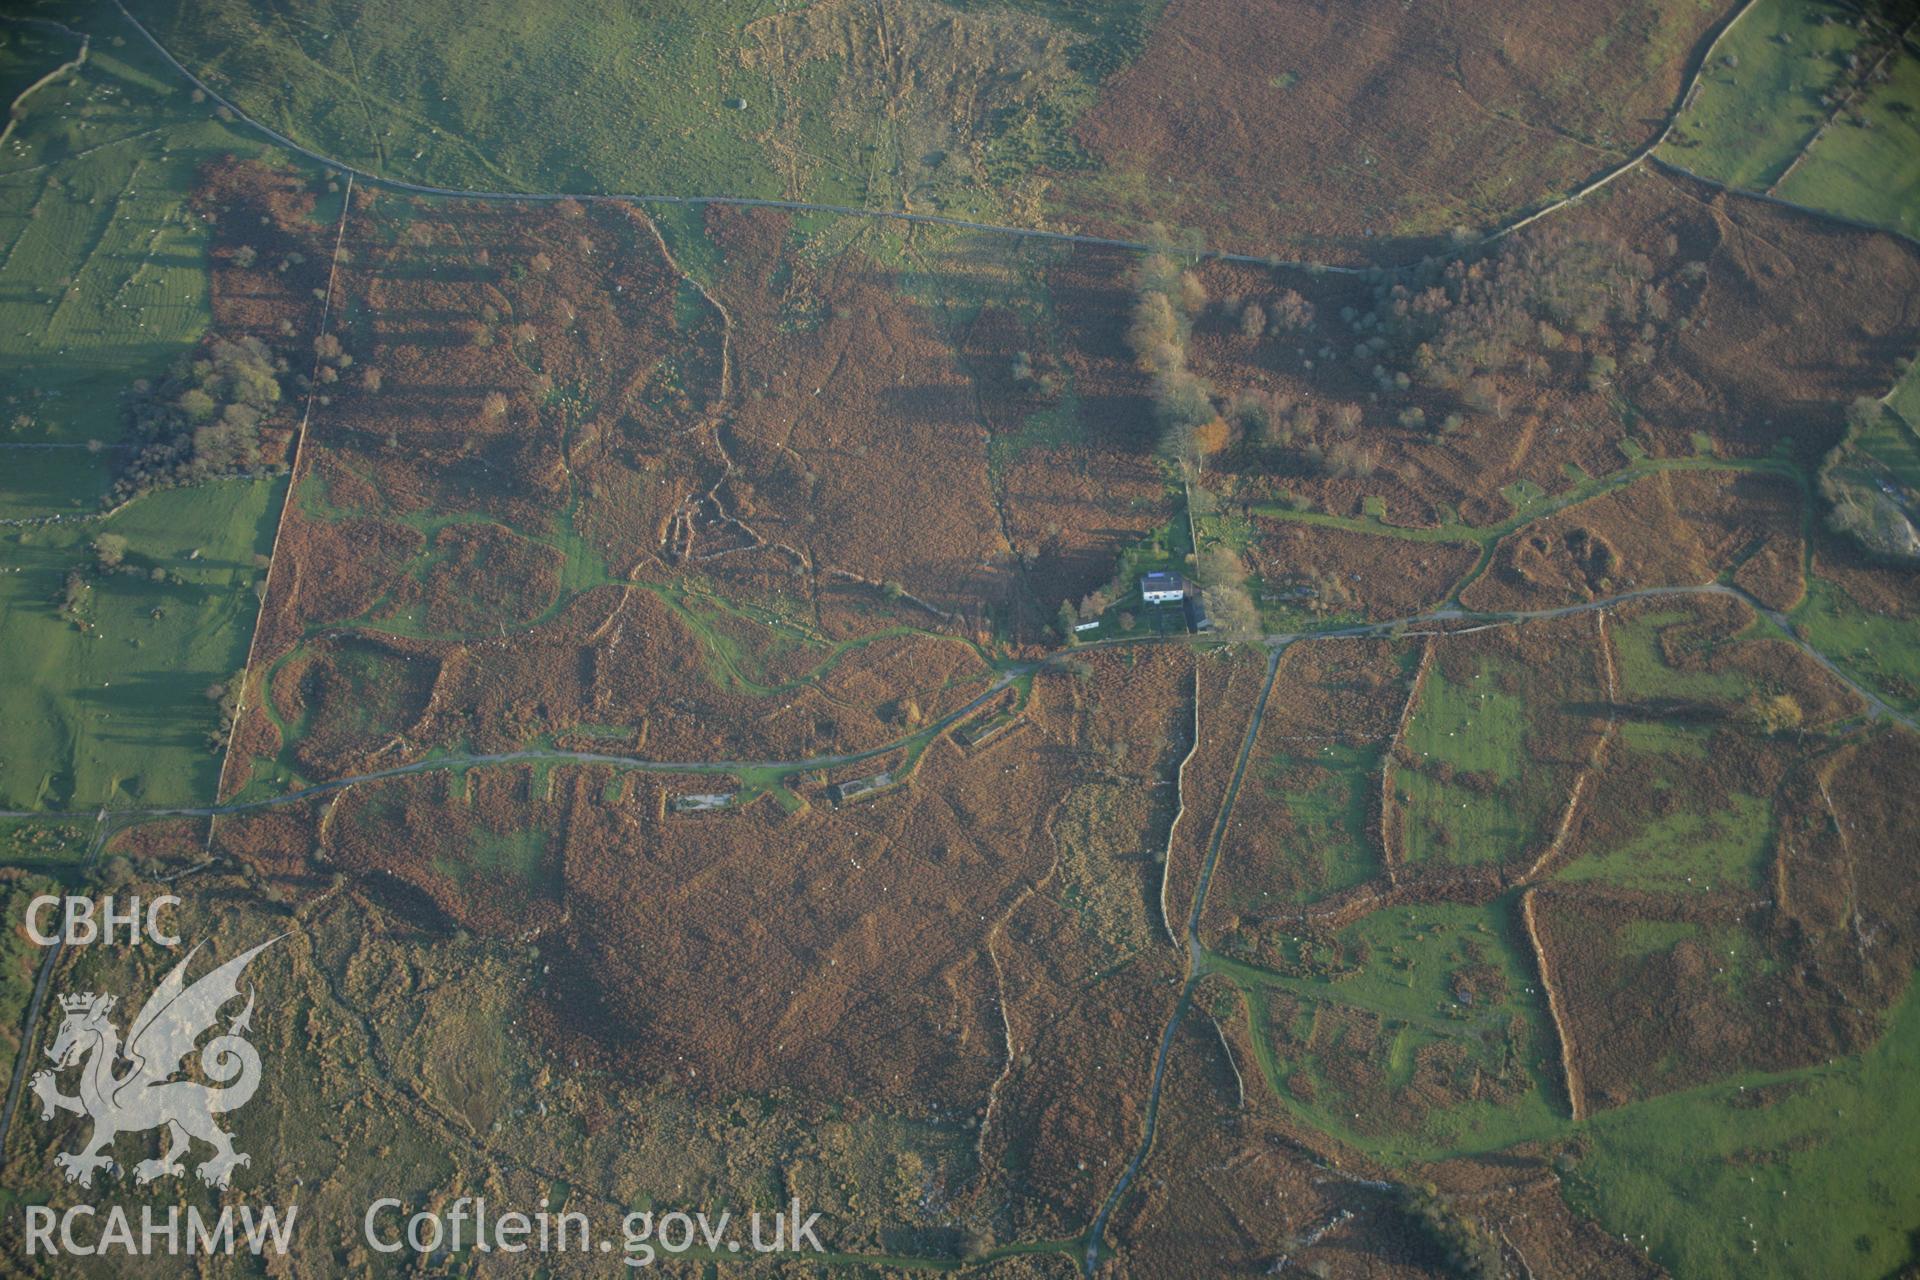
1379,636,1435,885
0,17,90,157
1,669,1025,824
1487,0,1765,247
1522,610,1618,883
1245,454,1809,610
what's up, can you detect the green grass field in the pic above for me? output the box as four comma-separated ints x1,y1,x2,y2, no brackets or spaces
0,5,296,812
1658,0,1867,190
1555,789,1773,893
0,449,111,520
129,0,783,194
1617,718,1709,758
1891,355,1920,432
1309,903,1537,1030
1774,25,1920,238
1659,0,1920,237
1792,369,1920,715
1217,891,1920,1275
1216,900,1566,1163
0,476,281,810
1396,661,1538,866
1792,578,1920,714
1860,372,1920,487
1569,976,1920,1280
0,24,80,123
1256,742,1382,903
1402,662,1524,778
0,25,274,462
436,825,556,893
1610,607,1747,702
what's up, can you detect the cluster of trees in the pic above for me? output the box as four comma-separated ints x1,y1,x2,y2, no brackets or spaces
1363,227,1663,411
1298,569,1360,618
311,331,360,388
1223,388,1385,477
91,533,130,570
54,533,188,629
203,675,245,752
1192,542,1259,635
1119,227,1669,498
1232,288,1315,341
1009,350,1064,399
1052,547,1259,639
1127,253,1229,468
1084,228,1693,652
1213,228,1668,473
229,241,310,282
1057,540,1155,632
111,336,286,505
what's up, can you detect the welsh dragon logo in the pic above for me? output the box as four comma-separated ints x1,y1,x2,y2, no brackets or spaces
30,937,281,1189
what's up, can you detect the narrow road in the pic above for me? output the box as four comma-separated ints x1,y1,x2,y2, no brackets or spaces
1488,0,1764,246
3,578,1908,829
0,668,1029,824
102,0,1356,275
0,810,111,1168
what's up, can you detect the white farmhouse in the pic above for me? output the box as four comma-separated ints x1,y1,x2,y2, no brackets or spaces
1140,570,1186,605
